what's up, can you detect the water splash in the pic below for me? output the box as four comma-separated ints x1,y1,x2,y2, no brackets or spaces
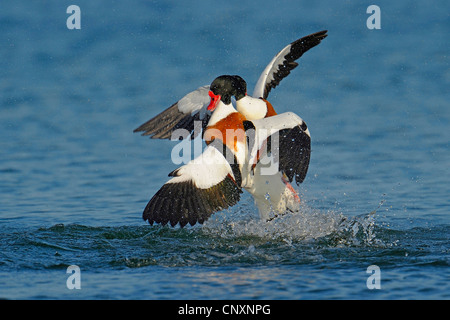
202,200,384,247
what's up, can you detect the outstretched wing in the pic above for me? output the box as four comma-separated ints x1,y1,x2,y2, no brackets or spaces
142,144,242,227
253,30,328,99
134,85,211,139
245,112,311,185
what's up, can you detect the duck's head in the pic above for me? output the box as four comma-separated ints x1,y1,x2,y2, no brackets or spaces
207,75,247,111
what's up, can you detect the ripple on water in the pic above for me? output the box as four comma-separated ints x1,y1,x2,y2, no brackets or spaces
2,201,439,272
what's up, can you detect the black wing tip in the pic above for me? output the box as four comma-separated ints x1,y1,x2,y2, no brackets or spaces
312,29,328,39
133,102,187,140
300,30,328,43
133,123,151,134
134,105,209,140
289,30,328,57
142,176,242,228
262,30,328,99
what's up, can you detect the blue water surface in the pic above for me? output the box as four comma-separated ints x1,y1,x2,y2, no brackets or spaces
0,1,449,299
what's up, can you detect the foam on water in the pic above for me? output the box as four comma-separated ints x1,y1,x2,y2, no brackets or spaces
201,199,384,248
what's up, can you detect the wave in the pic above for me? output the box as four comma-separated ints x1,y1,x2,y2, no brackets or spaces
1,202,447,271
